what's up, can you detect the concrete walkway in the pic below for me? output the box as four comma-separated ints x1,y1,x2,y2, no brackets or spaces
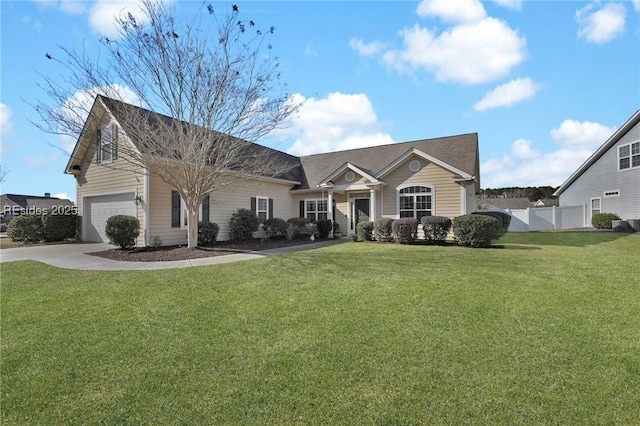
0,239,347,271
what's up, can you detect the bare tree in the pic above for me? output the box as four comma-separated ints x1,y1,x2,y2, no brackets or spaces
33,0,299,248
0,164,8,184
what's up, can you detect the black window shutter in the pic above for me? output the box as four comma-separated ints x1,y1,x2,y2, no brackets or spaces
299,200,305,217
171,190,181,228
112,124,118,160
96,128,102,163
250,197,257,215
268,198,273,220
202,195,210,223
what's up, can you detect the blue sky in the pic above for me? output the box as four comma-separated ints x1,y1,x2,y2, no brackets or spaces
1,0,639,202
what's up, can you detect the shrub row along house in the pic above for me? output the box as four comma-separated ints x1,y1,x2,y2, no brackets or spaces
65,96,480,246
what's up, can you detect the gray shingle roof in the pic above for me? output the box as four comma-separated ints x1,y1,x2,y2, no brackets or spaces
296,133,479,190
80,97,479,191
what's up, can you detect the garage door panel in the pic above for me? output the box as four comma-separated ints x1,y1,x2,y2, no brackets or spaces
85,193,136,242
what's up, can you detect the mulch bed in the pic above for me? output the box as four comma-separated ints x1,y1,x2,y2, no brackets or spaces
89,238,323,262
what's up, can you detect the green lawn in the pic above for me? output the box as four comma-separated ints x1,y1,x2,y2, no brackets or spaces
2,232,639,425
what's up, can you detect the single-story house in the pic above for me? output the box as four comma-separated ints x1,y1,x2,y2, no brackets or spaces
553,110,640,225
65,96,480,246
1,193,74,221
478,197,534,211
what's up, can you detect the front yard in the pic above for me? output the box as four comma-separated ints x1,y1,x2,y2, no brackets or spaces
2,232,639,424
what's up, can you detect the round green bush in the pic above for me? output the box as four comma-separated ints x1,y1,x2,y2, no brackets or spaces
374,217,394,242
452,214,502,248
42,213,80,242
392,218,418,243
265,218,288,239
592,212,621,229
229,208,260,242
6,215,44,243
105,215,140,249
198,221,219,246
287,217,310,227
421,216,452,242
472,211,511,237
356,221,374,241
316,219,333,238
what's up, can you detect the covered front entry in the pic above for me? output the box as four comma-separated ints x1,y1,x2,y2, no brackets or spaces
348,192,374,235
84,193,136,242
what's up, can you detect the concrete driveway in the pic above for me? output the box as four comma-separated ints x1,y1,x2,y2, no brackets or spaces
0,242,264,270
0,239,345,271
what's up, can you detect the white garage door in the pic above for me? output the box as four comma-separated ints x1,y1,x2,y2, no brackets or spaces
85,193,136,242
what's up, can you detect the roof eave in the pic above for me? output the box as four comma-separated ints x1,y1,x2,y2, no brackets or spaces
554,110,640,196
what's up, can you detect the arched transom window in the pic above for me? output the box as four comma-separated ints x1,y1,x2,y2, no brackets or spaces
398,185,433,219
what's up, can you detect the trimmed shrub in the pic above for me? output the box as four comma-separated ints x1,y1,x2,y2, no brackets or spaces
6,215,44,243
151,235,162,249
421,216,452,242
316,219,333,238
287,217,310,228
105,215,140,249
42,213,80,242
265,218,288,239
198,221,219,246
592,212,621,230
229,208,260,242
286,224,301,240
452,214,502,248
392,218,418,243
473,211,511,237
374,217,394,242
356,221,374,241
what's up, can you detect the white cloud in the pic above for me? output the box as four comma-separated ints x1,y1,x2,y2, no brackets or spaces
481,119,616,188
58,0,87,15
88,0,143,39
473,77,540,111
382,18,526,85
280,92,395,156
416,0,486,23
576,2,626,44
493,0,523,11
633,0,640,12
349,38,389,57
0,103,13,137
550,119,616,150
23,153,59,168
58,84,141,153
510,138,539,159
53,192,73,202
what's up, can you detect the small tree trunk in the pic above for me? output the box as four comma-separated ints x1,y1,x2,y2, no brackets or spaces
187,205,199,249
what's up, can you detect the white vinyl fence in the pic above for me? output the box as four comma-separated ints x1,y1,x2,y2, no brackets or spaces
502,205,586,232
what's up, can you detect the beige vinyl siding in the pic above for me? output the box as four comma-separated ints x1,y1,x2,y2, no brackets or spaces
76,119,145,246
147,174,187,246
381,157,463,219
148,176,298,244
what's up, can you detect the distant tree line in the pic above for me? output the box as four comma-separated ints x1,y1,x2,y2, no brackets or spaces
479,186,558,201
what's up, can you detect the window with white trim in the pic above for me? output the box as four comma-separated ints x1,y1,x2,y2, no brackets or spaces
97,123,118,164
171,191,209,229
590,197,601,219
305,199,328,222
398,185,433,219
256,196,269,222
619,141,640,170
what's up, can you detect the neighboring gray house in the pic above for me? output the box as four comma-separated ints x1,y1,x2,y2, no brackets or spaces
553,110,640,225
0,193,75,221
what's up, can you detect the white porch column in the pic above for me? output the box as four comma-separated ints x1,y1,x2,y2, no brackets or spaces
369,188,376,222
327,190,334,238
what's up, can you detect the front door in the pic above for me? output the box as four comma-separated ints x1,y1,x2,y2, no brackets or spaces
354,198,370,229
